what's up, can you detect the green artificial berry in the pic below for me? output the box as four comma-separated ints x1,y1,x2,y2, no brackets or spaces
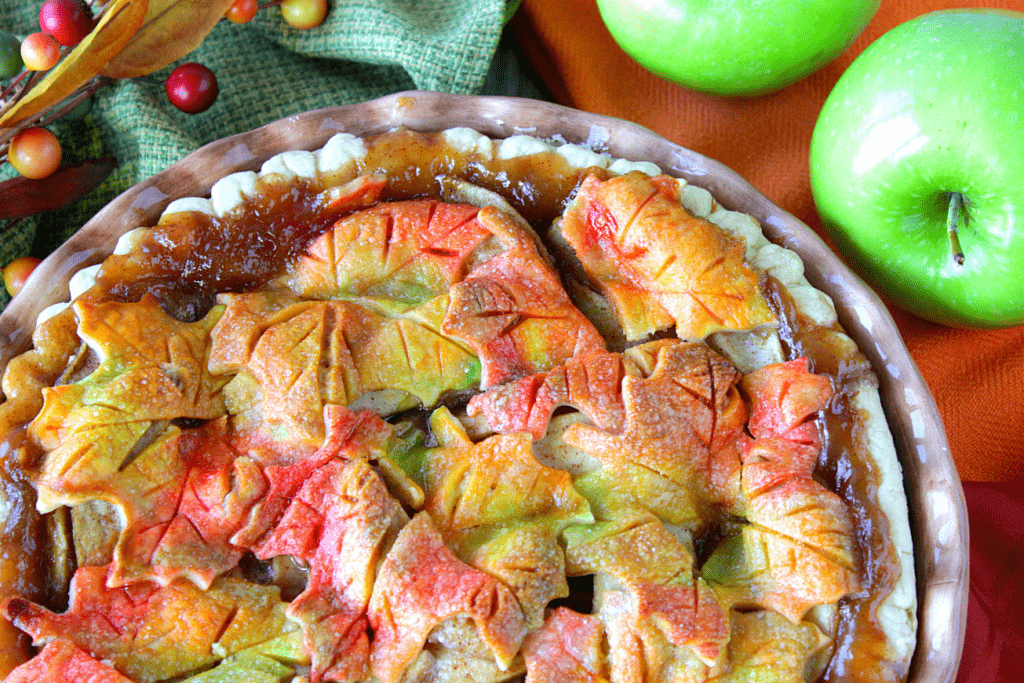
0,31,23,80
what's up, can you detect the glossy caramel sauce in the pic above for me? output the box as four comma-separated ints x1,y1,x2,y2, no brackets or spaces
0,129,905,681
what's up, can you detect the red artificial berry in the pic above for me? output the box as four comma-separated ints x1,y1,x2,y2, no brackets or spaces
20,32,60,71
165,62,219,114
225,0,258,23
39,0,95,47
8,127,62,179
3,256,41,297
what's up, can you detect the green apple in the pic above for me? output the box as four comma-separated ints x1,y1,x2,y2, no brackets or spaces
595,0,879,96
810,9,1024,328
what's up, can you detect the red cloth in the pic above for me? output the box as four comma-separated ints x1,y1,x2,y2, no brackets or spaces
512,2,1024,681
959,482,1024,682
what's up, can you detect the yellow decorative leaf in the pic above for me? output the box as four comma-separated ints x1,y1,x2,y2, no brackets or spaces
101,0,238,79
0,0,149,129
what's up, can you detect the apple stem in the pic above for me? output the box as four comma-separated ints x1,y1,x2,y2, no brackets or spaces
946,192,966,267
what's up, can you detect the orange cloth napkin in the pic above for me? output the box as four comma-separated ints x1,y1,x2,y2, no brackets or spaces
512,0,1024,483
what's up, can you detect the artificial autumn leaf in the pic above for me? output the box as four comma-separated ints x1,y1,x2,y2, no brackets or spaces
0,157,116,220
209,287,479,445
421,408,593,628
253,456,407,683
558,172,776,341
2,639,133,683
101,0,238,79
521,607,608,683
30,295,227,513
367,512,527,683
0,0,148,129
3,566,305,683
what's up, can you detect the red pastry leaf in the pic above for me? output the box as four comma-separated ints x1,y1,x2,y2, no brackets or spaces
466,349,633,439
253,457,407,683
2,639,133,683
368,513,526,683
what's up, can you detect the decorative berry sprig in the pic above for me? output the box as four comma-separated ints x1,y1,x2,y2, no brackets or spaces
0,0,330,295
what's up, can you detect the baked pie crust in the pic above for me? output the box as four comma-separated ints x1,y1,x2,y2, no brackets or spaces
0,127,916,683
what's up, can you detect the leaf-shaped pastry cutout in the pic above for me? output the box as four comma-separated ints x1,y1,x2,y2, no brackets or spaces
702,479,857,623
723,610,830,682
421,408,593,628
467,349,637,440
0,0,148,129
521,607,608,683
2,639,133,683
562,340,750,515
442,218,606,387
209,287,480,443
286,199,494,311
740,358,832,496
254,457,407,683
2,566,305,683
368,512,527,683
107,420,264,588
597,588,714,683
100,0,237,78
558,173,776,341
31,296,227,513
286,199,604,389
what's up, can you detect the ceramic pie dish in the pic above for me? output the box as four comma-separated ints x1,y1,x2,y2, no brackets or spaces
0,91,966,683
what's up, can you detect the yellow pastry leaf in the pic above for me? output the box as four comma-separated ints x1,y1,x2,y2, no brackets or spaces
31,296,227,513
209,287,480,444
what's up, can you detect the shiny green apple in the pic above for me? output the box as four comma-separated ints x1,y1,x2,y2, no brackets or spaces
810,9,1024,328
595,0,879,96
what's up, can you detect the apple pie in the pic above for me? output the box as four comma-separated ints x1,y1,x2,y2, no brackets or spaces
0,127,916,682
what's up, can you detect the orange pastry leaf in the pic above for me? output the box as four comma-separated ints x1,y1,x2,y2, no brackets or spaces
2,566,302,683
562,341,750,515
559,173,775,341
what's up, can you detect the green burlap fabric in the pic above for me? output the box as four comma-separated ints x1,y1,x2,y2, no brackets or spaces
0,0,535,307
